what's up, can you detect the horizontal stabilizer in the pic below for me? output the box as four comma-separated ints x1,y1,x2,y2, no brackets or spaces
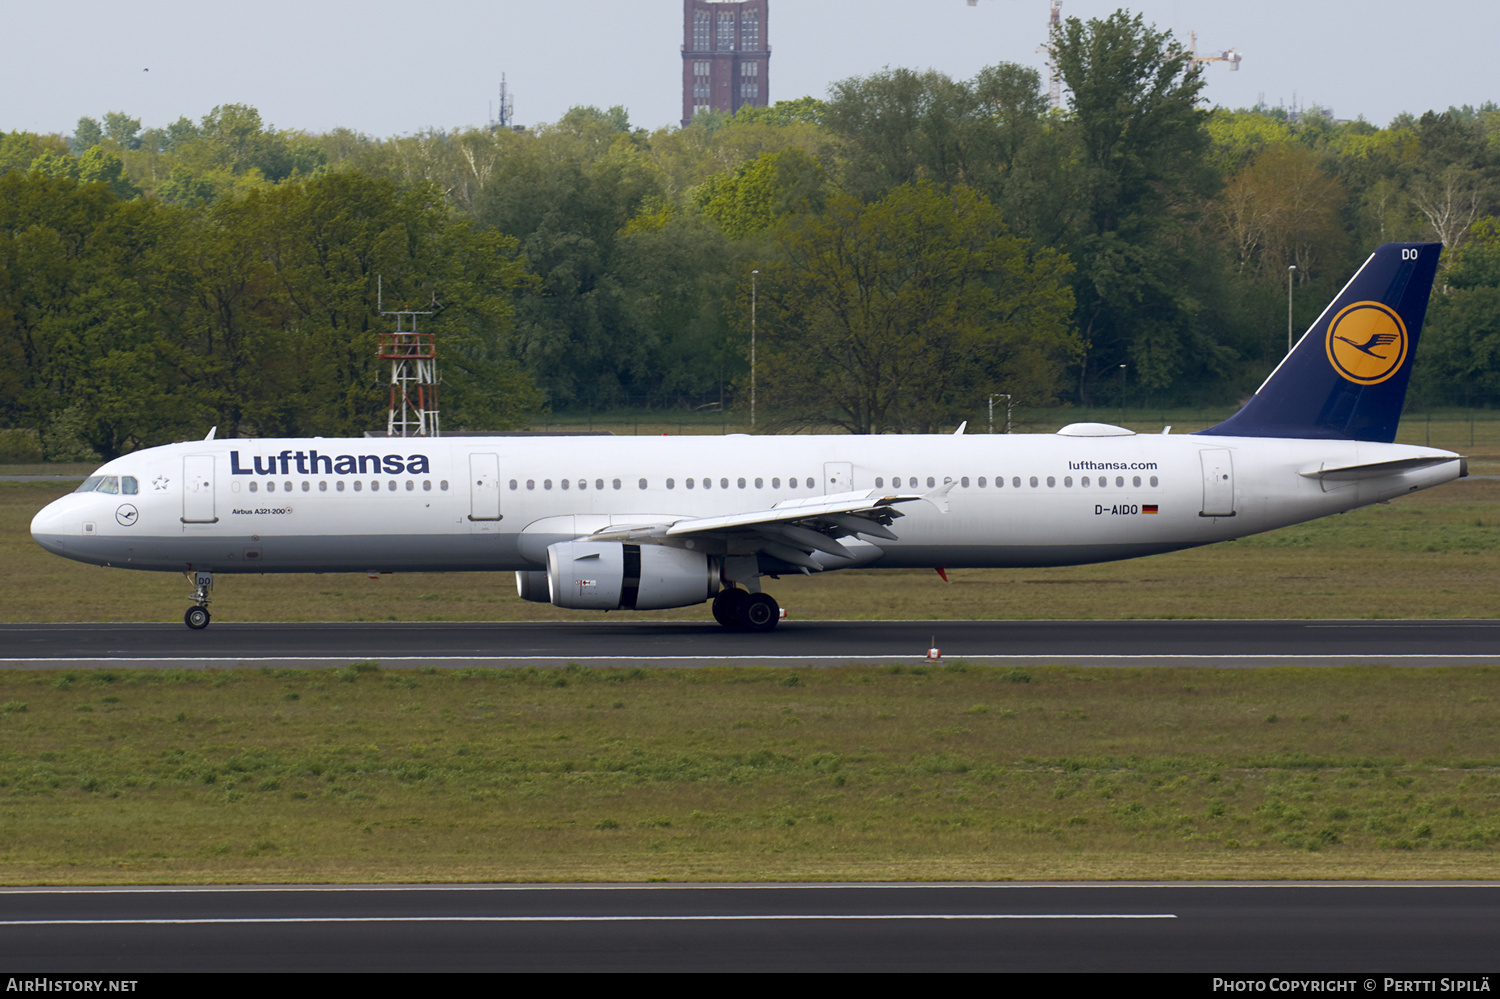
1299,455,1465,481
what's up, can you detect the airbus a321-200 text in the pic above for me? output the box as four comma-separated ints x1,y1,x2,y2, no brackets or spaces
31,242,1465,631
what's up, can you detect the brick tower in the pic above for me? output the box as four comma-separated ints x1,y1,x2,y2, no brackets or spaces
682,0,770,127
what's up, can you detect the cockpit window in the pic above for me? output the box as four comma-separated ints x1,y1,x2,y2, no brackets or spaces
122,476,138,495
74,476,125,494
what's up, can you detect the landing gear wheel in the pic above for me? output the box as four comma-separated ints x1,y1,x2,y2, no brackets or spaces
712,588,747,626
184,606,211,630
738,592,780,632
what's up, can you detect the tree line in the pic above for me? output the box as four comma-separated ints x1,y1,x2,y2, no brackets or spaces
4,9,1500,457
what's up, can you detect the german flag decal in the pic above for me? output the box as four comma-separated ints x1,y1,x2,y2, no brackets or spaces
1143,505,1159,514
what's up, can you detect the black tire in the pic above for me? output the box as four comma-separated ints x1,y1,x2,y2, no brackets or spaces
711,588,744,627
738,593,780,632
185,607,210,630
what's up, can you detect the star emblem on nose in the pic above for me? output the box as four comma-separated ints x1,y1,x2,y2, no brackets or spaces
153,476,170,490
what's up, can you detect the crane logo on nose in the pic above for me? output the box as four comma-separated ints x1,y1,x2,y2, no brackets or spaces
116,504,139,527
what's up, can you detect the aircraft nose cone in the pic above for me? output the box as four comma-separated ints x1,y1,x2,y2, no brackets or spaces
31,496,75,550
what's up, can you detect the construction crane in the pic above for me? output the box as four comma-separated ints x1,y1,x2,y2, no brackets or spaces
1190,31,1243,71
967,0,1064,110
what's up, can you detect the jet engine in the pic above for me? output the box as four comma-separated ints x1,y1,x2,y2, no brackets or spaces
544,540,717,610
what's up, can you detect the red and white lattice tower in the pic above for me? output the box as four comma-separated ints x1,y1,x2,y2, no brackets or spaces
378,303,439,438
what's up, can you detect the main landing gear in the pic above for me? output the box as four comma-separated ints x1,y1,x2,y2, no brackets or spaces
712,587,781,632
183,570,213,629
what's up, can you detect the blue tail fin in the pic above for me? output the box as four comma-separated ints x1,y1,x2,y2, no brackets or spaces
1198,243,1441,443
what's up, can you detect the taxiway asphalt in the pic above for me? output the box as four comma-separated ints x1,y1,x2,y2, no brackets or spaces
3,882,1498,972
0,619,1495,669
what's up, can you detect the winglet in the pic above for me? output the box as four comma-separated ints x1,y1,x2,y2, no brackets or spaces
204,426,217,441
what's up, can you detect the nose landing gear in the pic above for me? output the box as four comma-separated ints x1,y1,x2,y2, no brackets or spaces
183,570,213,629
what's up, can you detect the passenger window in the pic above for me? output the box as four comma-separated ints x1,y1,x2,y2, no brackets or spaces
1116,476,1125,488
1029,476,1038,488
754,477,763,488
772,478,780,489
978,477,986,488
353,481,362,492
961,477,969,488
926,477,935,488
638,478,647,489
613,479,621,490
544,479,553,490
596,479,604,490
875,477,884,488
526,479,535,490
1047,476,1056,487
302,481,311,492
405,481,414,491
336,481,345,492
686,478,695,489
666,478,675,489
561,479,570,490
440,481,449,491
371,481,380,492
737,477,746,489
267,482,276,493
1081,477,1090,488
806,477,814,489
423,481,432,492
721,478,729,489
1064,477,1073,487
1150,475,1159,487
319,481,328,492
509,479,518,490
249,481,259,493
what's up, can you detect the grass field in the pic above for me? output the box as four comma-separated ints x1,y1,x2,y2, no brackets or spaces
0,663,1497,884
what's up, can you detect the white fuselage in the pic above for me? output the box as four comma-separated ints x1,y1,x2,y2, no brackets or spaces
30,428,1464,576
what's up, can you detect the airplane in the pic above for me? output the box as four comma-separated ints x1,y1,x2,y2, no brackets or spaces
31,242,1465,632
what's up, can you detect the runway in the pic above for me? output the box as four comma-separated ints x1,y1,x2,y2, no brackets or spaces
0,619,1496,669
3,883,1498,972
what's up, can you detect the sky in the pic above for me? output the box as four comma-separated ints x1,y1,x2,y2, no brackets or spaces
5,1,1498,139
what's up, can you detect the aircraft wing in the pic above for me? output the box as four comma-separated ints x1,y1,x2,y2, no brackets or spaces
586,486,948,570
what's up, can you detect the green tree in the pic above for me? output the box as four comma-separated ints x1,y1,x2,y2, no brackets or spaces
731,96,826,127
758,182,1078,433
1412,217,1500,406
821,64,1047,205
693,148,826,240
102,112,142,150
73,117,103,151
1052,10,1226,398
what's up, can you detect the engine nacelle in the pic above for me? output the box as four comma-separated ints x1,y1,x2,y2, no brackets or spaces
545,540,717,610
515,570,551,603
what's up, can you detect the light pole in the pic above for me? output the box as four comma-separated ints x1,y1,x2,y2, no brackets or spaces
1119,364,1127,424
750,269,758,430
1287,264,1297,354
